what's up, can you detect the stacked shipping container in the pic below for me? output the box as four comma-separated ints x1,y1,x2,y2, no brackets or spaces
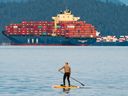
5,21,96,38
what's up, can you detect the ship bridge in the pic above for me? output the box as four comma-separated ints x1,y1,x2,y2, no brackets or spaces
52,9,80,22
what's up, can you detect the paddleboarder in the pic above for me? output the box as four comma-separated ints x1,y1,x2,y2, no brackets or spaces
58,62,71,86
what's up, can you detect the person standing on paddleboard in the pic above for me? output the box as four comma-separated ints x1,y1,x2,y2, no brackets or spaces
58,62,71,86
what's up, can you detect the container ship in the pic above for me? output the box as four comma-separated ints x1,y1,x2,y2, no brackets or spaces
2,9,97,46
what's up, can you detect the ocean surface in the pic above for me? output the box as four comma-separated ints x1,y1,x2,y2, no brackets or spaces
0,46,128,96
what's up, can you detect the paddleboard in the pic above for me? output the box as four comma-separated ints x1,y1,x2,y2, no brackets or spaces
52,85,80,89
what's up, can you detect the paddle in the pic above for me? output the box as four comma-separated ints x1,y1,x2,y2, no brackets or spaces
59,71,85,86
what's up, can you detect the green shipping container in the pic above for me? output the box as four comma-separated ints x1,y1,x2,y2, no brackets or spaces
42,32,47,35
38,26,43,29
56,25,61,28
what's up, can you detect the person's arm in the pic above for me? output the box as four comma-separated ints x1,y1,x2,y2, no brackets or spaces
58,66,64,72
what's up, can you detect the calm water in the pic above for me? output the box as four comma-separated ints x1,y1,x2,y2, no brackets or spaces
0,46,128,96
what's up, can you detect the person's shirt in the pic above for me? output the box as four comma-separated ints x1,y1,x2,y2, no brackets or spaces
59,65,71,73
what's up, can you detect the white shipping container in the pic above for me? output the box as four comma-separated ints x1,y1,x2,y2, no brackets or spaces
13,26,18,29
67,25,75,28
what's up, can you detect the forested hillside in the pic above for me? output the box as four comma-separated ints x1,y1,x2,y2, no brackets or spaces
0,0,128,42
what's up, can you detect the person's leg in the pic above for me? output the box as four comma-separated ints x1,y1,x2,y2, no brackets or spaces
63,73,66,86
67,73,70,86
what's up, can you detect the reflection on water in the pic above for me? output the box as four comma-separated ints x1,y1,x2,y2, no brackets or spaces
63,88,70,94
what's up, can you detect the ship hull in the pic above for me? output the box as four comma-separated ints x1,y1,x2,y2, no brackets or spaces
3,32,96,46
